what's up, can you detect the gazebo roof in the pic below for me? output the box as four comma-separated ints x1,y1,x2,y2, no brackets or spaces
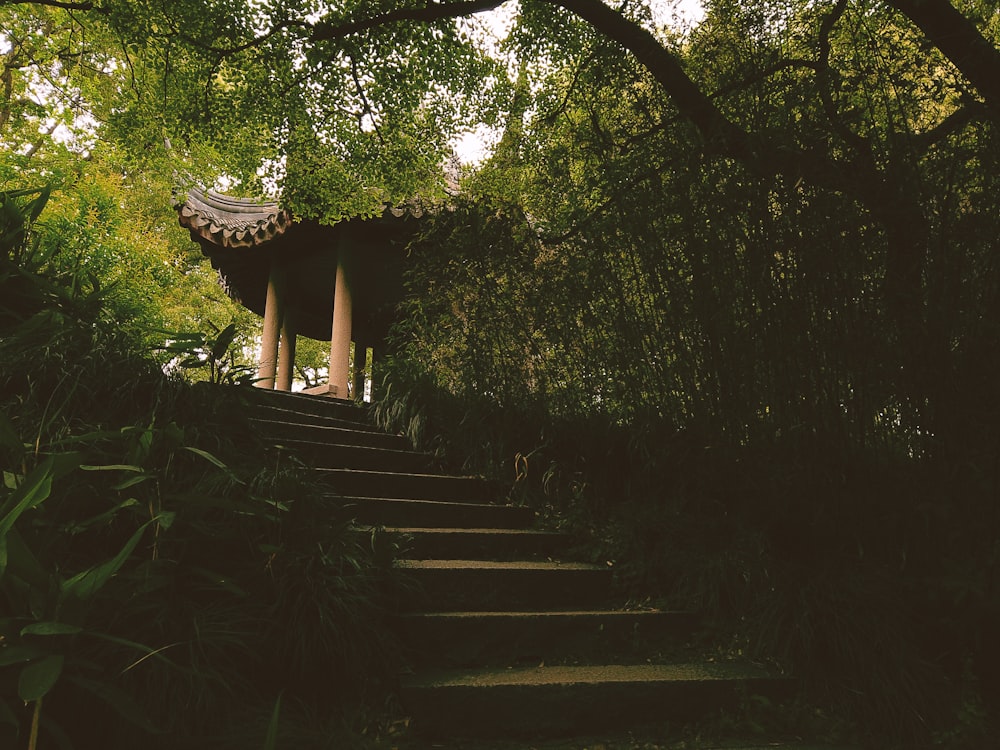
176,188,293,249
175,187,428,341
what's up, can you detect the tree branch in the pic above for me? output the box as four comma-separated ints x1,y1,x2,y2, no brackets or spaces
311,0,505,42
0,0,101,11
816,0,869,154
886,0,1000,119
908,102,988,153
304,0,857,191
347,50,385,144
176,17,311,59
555,0,751,159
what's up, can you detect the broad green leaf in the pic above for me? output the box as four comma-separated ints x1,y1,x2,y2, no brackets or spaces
0,698,18,728
82,631,177,670
49,452,84,481
24,186,51,223
156,511,176,531
0,412,22,452
189,566,249,597
211,322,238,361
18,654,64,702
61,521,150,600
0,457,54,535
3,528,48,588
20,622,83,637
112,474,153,491
67,497,141,533
0,645,45,667
182,446,228,470
263,693,282,750
66,676,160,733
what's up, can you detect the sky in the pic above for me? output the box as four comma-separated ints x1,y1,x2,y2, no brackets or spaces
453,0,706,163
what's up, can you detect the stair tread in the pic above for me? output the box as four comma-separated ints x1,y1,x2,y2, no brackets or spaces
404,661,778,688
395,559,605,571
401,608,688,619
384,527,568,536
251,409,379,430
318,467,482,480
277,441,422,455
337,496,516,509
251,419,385,436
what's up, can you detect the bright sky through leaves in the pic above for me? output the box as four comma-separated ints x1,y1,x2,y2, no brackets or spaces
453,0,705,163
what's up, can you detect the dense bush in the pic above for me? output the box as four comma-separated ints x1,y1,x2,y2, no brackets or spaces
0,188,400,749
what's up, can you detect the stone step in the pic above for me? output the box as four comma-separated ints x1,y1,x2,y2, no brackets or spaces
273,439,434,472
343,498,536,529
400,662,791,738
397,609,699,669
251,419,410,451
316,468,495,502
394,733,848,750
385,527,576,560
251,403,383,433
246,388,372,424
394,559,614,612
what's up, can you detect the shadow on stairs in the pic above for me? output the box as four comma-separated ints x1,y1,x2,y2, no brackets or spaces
246,388,850,750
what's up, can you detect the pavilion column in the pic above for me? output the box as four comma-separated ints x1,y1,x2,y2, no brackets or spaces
328,244,353,399
256,261,285,389
352,340,370,402
276,315,296,392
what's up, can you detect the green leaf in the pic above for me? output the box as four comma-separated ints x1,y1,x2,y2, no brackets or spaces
24,186,51,224
49,452,84,481
189,566,249,597
18,654,64,702
61,521,150,600
156,511,176,531
2,528,48,588
66,676,159,733
263,693,282,750
0,457,54,535
80,464,144,472
182,446,228,470
0,412,22,452
0,645,45,667
111,474,153,492
20,622,83,637
0,697,18,728
211,322,238,361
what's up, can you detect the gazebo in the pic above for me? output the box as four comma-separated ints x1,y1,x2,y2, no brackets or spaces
176,187,426,398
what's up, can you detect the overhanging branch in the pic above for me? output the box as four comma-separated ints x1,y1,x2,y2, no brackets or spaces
0,0,100,10
886,0,1000,119
311,0,505,41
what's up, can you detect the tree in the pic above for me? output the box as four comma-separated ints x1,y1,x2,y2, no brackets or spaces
4,0,1000,431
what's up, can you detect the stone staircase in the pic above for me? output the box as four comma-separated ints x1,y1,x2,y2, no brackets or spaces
247,389,799,744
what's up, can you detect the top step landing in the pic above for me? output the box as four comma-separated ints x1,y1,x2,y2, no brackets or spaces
244,387,372,426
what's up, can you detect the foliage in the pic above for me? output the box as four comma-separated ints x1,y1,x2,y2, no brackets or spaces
0,187,402,749
369,3,1000,745
5,0,1000,746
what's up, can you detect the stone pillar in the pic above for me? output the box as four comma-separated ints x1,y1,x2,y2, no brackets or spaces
276,315,296,392
328,244,353,399
256,261,284,389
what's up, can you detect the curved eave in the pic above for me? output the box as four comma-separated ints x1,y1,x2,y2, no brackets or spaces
176,187,293,249
176,186,440,251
